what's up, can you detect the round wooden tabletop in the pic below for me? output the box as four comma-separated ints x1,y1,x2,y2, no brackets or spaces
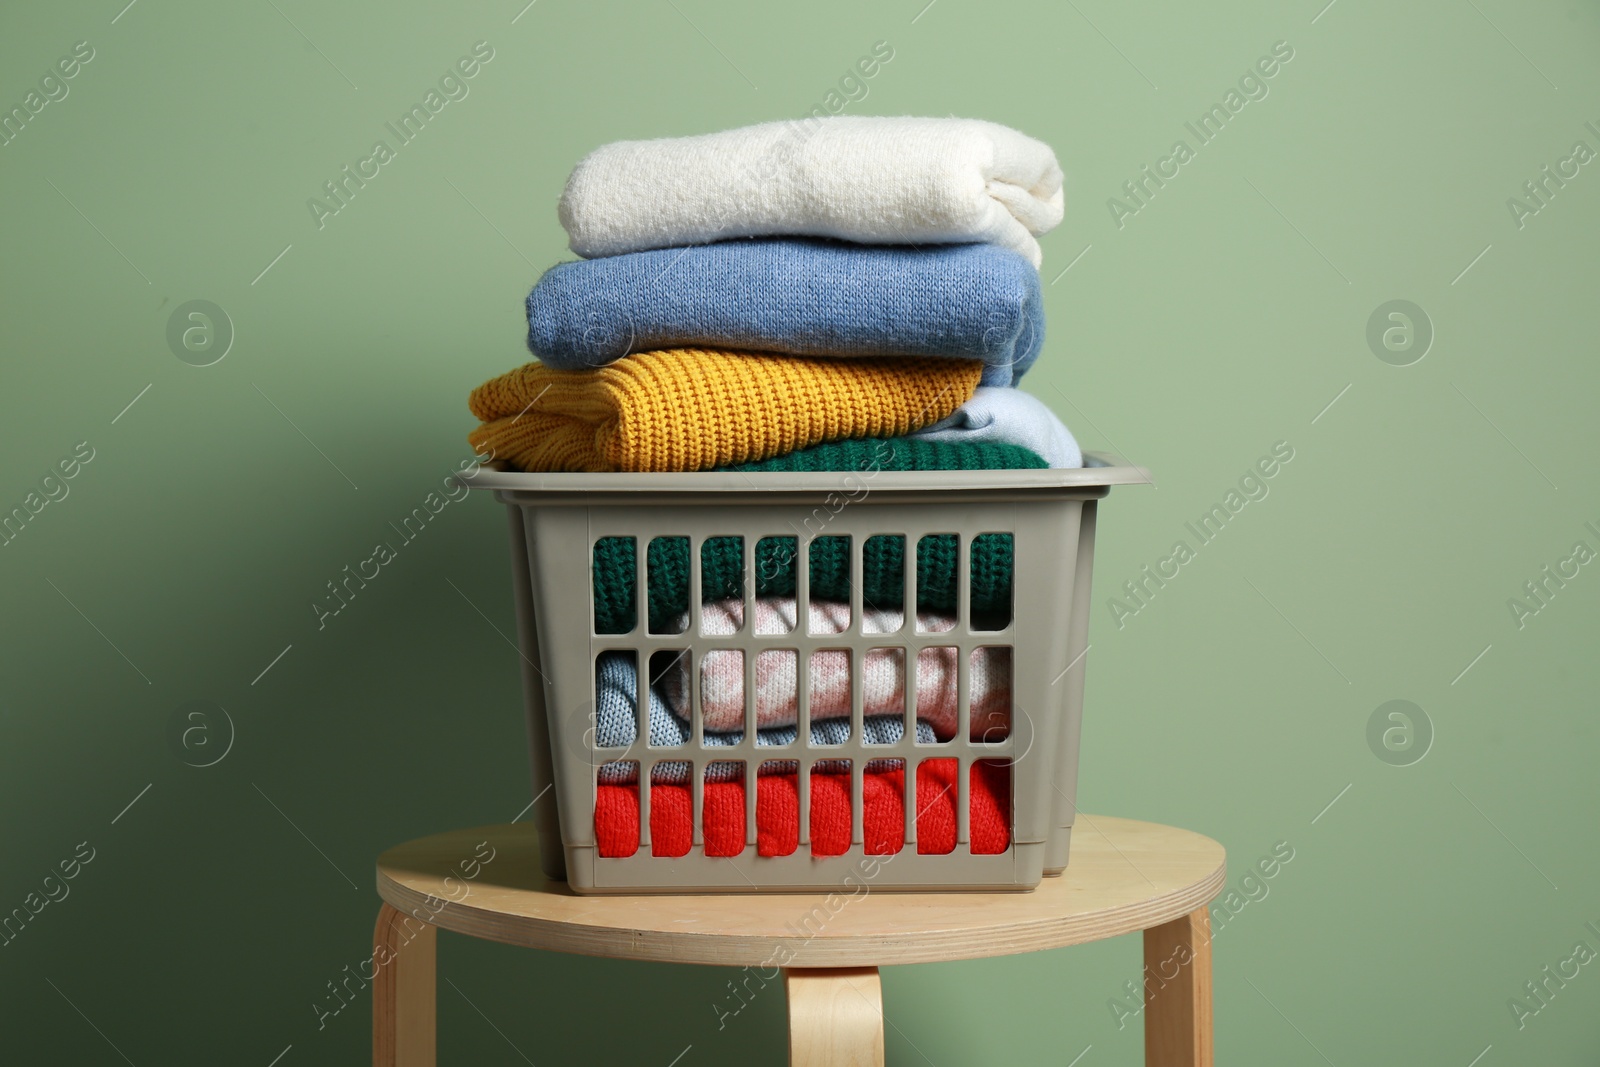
376,815,1225,968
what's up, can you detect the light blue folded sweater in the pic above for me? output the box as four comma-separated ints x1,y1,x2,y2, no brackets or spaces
912,387,1082,468
594,652,934,784
526,238,1045,387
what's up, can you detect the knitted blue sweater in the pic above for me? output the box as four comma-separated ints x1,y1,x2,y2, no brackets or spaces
526,238,1045,387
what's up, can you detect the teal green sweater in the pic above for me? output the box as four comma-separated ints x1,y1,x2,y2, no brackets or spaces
592,438,1040,633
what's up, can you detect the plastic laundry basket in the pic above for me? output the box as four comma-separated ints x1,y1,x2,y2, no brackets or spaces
461,454,1148,894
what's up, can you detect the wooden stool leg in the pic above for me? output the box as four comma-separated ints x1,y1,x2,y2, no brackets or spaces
373,903,437,1067
784,967,885,1067
1143,907,1213,1067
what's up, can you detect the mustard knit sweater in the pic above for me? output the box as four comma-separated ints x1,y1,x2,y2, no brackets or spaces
468,348,982,473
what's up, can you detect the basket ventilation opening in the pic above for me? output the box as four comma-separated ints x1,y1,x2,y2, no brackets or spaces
808,535,851,633
703,761,746,857
971,533,1015,631
596,762,640,858
863,534,905,630
915,534,959,633
971,646,1012,745
756,761,799,857
809,761,852,857
647,536,689,634
807,649,853,744
591,536,636,635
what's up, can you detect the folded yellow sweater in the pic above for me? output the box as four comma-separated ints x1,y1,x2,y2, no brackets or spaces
468,348,983,472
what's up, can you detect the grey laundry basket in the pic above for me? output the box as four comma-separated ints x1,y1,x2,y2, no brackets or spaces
462,454,1148,894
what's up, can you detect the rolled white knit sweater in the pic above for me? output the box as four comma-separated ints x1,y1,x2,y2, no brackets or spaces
658,598,1013,742
559,117,1065,267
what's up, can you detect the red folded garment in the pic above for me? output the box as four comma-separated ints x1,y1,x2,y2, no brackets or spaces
595,759,1010,858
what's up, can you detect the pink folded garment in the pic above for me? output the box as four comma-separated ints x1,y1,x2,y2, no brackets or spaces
658,598,1011,741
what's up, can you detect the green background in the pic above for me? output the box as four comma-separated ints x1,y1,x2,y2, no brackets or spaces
3,0,1597,1062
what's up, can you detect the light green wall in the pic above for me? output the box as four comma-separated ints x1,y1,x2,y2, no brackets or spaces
3,0,1598,1062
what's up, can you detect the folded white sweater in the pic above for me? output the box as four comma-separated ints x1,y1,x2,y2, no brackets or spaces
558,117,1065,267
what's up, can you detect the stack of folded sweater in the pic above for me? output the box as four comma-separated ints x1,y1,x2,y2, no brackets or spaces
466,116,1079,857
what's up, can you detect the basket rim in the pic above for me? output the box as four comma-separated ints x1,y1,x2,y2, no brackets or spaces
456,450,1151,494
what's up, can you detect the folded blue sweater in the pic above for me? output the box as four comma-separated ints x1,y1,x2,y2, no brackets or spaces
526,238,1044,387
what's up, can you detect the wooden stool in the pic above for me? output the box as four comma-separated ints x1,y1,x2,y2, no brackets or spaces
373,815,1224,1066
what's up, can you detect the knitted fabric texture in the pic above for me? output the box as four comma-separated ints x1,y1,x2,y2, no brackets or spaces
593,530,1018,636
559,116,1064,267
595,759,1012,858
658,599,1012,741
593,651,935,784
718,436,1045,473
467,349,980,472
913,386,1082,468
526,239,1044,388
